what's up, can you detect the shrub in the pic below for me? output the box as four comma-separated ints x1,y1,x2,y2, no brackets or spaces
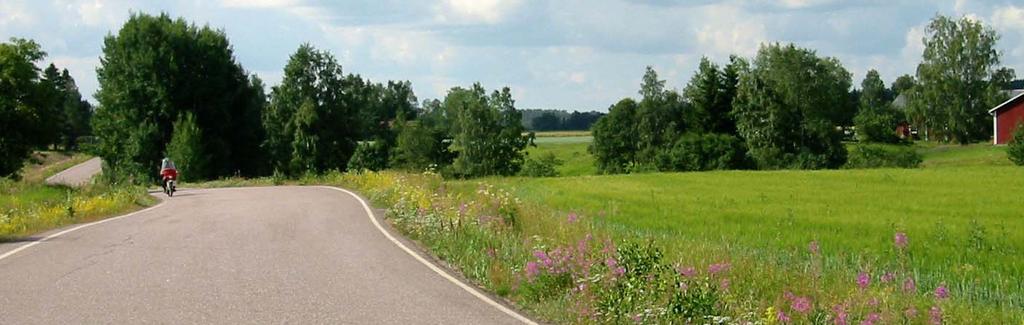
166,112,209,182
518,153,563,177
854,106,902,143
1009,123,1024,166
347,141,390,172
666,133,748,172
844,144,922,169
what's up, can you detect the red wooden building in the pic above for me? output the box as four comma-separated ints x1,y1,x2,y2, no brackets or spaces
990,91,1024,145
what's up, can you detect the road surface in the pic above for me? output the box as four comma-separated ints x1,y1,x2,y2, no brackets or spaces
0,186,530,324
45,157,102,187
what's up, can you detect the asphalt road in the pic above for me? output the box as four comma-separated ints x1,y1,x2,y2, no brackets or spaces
45,157,102,187
0,186,530,324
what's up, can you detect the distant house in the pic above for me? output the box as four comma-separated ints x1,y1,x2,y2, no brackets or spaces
990,90,1024,145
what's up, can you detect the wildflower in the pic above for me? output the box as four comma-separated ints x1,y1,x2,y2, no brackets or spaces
708,262,731,275
903,277,916,293
808,240,820,255
719,278,730,291
485,247,497,258
894,232,909,250
929,305,942,325
533,250,553,268
678,266,697,278
525,261,540,281
904,307,918,319
832,304,848,325
631,313,642,323
881,272,895,283
861,313,881,325
777,310,791,324
857,271,870,290
606,257,625,277
458,203,468,216
934,284,949,299
790,295,812,314
567,212,578,223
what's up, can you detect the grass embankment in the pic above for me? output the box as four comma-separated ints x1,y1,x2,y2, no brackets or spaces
0,152,153,241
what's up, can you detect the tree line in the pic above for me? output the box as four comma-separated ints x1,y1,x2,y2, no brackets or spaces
591,14,1018,173
0,39,94,178
521,109,604,132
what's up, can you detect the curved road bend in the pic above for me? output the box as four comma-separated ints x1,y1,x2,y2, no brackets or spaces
0,186,528,324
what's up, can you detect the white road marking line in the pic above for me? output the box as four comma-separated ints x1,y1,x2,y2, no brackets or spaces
0,201,165,263
320,186,538,325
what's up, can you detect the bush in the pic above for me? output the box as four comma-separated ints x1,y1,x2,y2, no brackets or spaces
347,141,390,172
854,107,902,143
519,153,563,177
844,144,922,169
1009,123,1024,166
166,112,209,182
666,133,748,172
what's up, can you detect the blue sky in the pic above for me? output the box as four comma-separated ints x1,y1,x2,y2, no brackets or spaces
2,0,1023,111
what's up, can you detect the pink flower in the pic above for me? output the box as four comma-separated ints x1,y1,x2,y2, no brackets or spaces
832,304,848,325
860,313,881,325
809,240,820,255
894,232,909,249
719,278,730,291
525,261,540,281
790,295,812,314
678,266,697,278
903,277,917,293
777,310,791,324
458,203,468,216
708,262,731,275
881,272,895,283
533,250,553,268
606,258,625,277
929,306,943,325
934,284,949,299
904,307,918,319
857,272,870,290
567,212,578,223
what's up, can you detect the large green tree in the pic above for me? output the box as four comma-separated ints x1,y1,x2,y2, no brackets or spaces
445,84,530,178
855,70,902,143
40,64,93,150
590,98,640,173
912,15,1009,144
0,38,55,178
635,67,685,168
264,44,360,175
683,56,745,135
92,13,266,182
733,43,851,169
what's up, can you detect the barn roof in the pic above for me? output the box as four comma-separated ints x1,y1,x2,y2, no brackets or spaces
989,89,1024,114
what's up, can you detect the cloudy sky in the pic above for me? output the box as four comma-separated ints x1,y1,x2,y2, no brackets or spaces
2,0,1023,110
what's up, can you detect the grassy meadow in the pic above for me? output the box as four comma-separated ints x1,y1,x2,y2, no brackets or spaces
0,152,153,241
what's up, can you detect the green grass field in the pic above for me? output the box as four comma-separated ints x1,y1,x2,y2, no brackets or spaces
478,137,1023,320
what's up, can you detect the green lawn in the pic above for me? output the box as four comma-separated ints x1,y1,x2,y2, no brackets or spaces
918,143,1012,168
525,141,596,176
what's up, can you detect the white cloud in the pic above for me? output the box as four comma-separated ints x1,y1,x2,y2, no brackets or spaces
694,5,766,57
63,0,131,28
0,1,35,27
436,0,523,24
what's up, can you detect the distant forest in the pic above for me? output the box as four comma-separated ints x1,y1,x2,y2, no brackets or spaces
521,109,605,131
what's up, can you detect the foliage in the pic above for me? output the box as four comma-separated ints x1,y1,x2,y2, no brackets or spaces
520,109,604,131
1,178,151,241
911,15,1011,144
667,133,749,172
635,68,686,166
844,144,922,169
590,99,639,173
733,43,850,169
391,117,454,171
263,44,359,175
92,13,266,182
0,38,53,178
684,57,742,135
1009,123,1024,166
519,152,563,177
165,112,209,182
445,84,531,178
890,74,916,98
40,64,93,150
855,71,902,144
347,141,390,172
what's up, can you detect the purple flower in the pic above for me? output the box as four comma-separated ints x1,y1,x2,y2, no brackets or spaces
458,203,468,216
860,313,881,325
708,262,731,275
790,295,812,314
719,278,730,291
832,304,848,325
678,266,697,278
533,250,553,267
808,240,820,255
934,284,949,299
929,306,943,325
881,272,895,283
894,232,909,250
777,310,791,324
857,271,870,290
903,277,917,293
525,261,540,281
606,258,625,277
567,212,578,223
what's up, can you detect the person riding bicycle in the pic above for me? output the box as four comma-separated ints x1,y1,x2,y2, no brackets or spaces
160,158,178,192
